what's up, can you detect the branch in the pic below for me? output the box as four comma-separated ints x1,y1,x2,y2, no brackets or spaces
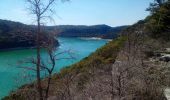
40,65,51,74
40,0,55,16
54,49,72,57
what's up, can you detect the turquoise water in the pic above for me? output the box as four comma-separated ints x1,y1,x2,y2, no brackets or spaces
0,37,108,99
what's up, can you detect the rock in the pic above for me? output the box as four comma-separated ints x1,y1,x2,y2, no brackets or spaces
159,55,170,62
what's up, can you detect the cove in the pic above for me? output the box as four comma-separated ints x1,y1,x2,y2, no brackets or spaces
0,37,109,99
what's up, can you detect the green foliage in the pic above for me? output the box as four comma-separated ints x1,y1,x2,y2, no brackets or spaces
147,0,170,41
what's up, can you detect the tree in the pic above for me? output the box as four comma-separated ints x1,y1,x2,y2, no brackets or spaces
156,0,166,6
41,35,75,99
25,0,64,99
147,0,170,41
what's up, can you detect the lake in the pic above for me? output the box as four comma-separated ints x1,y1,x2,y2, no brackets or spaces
0,37,109,99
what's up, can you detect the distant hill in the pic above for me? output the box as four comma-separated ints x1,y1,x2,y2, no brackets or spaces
0,19,37,49
0,19,59,50
0,19,128,49
46,25,128,39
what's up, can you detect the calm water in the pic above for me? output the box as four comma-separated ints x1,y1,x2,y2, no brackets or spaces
0,37,108,99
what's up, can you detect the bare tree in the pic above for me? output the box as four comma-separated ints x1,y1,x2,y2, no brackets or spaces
41,34,75,99
25,0,57,99
24,0,67,99
18,45,75,100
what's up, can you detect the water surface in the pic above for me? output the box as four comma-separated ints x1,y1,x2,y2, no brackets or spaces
0,37,108,98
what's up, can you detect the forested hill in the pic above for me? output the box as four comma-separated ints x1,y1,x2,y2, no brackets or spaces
46,25,128,39
0,19,60,50
0,19,127,49
0,19,36,49
0,19,128,39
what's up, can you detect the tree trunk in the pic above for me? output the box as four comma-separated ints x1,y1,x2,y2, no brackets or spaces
37,18,43,100
45,74,52,99
118,75,121,100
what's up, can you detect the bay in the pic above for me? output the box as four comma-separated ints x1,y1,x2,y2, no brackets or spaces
0,37,108,98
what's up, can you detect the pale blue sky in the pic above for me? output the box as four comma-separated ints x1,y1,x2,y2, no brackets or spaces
0,0,153,26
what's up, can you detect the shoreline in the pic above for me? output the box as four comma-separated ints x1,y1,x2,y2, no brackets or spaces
0,37,112,52
0,46,36,52
59,36,113,40
79,37,112,41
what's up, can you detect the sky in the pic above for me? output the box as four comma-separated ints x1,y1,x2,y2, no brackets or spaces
0,0,153,27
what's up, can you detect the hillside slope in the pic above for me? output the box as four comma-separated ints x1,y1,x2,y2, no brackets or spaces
2,0,170,100
3,36,127,100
